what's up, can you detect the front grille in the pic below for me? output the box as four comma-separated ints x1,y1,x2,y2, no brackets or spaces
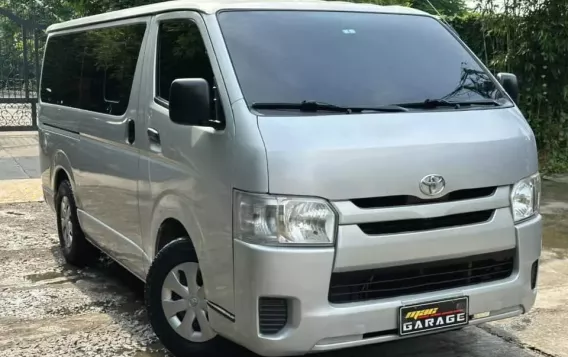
328,249,515,303
351,186,497,209
358,210,494,235
258,297,288,335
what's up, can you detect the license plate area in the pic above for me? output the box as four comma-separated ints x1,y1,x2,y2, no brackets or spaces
399,297,469,336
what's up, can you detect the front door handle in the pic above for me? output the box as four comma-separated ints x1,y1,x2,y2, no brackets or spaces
126,118,135,144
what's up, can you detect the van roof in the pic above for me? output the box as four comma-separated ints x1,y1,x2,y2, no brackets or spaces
46,0,429,33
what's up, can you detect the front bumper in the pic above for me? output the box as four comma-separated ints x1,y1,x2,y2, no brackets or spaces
229,215,542,357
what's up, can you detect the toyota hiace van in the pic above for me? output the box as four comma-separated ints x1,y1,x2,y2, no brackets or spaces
39,1,542,356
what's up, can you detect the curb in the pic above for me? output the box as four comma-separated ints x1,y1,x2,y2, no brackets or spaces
0,131,38,137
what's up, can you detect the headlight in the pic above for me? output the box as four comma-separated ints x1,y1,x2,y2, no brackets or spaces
511,173,541,223
233,190,337,246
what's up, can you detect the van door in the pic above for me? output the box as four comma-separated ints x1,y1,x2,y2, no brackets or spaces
137,12,236,313
73,18,150,279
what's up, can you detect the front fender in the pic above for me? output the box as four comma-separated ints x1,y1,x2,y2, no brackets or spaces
147,190,206,264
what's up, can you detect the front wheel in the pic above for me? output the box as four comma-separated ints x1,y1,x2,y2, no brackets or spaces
145,238,233,356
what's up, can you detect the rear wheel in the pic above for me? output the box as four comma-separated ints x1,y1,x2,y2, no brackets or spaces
145,238,233,356
55,180,99,266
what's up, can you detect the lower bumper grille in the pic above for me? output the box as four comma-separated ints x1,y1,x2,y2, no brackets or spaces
329,249,515,303
531,260,539,289
258,297,288,335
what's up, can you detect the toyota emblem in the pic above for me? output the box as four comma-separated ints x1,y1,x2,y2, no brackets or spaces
419,174,446,196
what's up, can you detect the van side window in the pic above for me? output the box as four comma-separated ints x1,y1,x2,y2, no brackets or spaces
156,19,224,122
41,23,146,116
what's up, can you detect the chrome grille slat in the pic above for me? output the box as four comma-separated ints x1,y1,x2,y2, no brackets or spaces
333,186,510,225
358,210,494,235
351,186,497,209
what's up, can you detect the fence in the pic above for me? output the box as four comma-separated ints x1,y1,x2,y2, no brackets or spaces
0,8,45,131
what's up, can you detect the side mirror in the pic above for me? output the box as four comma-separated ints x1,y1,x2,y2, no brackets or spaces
497,72,519,105
169,78,210,126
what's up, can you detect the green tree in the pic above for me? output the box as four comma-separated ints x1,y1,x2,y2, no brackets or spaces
330,0,468,15
448,0,568,172
67,0,467,17
0,0,77,24
412,0,468,15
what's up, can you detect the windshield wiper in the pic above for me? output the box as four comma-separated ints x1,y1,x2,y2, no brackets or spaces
251,100,408,113
395,98,501,110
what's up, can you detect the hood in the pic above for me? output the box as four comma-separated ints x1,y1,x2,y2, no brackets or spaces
257,107,537,200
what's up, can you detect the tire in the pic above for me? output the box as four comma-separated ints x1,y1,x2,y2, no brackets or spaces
145,238,234,357
55,180,99,266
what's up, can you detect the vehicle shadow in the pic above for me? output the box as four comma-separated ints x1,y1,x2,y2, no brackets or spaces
49,245,257,356
47,246,167,355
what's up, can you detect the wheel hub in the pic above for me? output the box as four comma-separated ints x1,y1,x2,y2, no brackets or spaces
161,262,217,343
59,196,73,249
189,297,199,307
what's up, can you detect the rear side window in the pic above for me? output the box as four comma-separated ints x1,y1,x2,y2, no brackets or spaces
41,23,146,116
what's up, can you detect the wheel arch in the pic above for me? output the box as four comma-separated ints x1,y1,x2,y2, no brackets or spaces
51,150,76,191
155,218,195,256
147,192,205,261
53,167,70,192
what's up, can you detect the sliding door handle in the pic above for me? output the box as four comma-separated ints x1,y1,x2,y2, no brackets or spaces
126,118,135,144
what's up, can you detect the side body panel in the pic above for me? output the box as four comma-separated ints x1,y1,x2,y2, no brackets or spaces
40,18,151,280
38,110,81,212
137,12,260,315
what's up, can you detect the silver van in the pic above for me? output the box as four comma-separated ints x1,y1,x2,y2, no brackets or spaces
38,1,542,356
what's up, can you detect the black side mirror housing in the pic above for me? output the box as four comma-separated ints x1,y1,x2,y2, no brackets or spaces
497,72,519,105
169,78,211,126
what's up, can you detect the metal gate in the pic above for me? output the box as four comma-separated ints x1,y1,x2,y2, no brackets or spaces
0,8,45,131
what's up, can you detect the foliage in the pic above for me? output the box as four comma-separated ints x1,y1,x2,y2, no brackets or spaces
412,0,468,15
69,0,468,17
0,0,77,92
0,0,75,25
331,0,468,15
446,0,568,173
1,0,567,171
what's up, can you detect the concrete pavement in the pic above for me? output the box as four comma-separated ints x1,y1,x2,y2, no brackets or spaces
0,132,42,203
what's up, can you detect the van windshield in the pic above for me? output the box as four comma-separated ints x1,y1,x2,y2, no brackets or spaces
217,11,510,113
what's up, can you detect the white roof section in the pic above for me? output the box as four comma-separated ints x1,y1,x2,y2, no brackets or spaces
47,0,428,33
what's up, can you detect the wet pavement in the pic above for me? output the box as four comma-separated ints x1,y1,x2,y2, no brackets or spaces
541,180,568,253
487,179,568,357
0,179,566,357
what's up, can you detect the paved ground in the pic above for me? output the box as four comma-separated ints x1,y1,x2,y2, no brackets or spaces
0,132,565,357
0,132,40,180
0,132,42,204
